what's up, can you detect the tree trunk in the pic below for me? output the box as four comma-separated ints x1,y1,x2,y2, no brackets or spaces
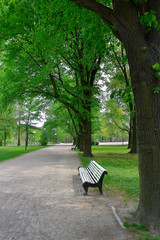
124,37,160,230
116,10,160,231
128,117,132,149
17,120,21,146
82,119,93,157
4,127,6,146
129,113,137,154
132,70,160,231
25,122,29,151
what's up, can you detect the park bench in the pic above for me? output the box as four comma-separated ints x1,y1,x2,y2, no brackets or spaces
71,145,76,150
78,160,108,195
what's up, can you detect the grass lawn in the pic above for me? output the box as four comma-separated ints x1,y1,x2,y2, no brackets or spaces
0,145,50,163
79,145,139,201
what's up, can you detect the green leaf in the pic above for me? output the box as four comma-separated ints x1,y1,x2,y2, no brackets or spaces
141,47,147,51
152,63,160,71
153,87,160,94
110,90,116,99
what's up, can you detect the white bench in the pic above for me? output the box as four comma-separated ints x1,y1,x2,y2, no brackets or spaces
78,160,108,195
71,145,76,150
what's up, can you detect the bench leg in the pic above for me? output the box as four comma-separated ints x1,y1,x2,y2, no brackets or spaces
83,183,88,195
99,185,103,195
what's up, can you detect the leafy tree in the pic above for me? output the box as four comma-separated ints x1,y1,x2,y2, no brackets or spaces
14,99,44,150
40,129,48,146
0,0,109,156
103,39,137,152
104,98,129,140
0,106,16,146
71,0,160,232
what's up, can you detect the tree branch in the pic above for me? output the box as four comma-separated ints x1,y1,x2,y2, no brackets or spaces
61,54,79,72
90,55,101,86
70,0,116,26
49,73,59,98
67,107,79,135
110,114,129,133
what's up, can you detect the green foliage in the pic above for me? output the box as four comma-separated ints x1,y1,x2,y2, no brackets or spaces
141,47,147,51
40,131,48,146
0,0,109,148
0,105,17,145
139,11,160,33
152,63,160,80
139,234,160,240
124,222,149,232
153,87,160,94
104,98,129,139
123,222,160,240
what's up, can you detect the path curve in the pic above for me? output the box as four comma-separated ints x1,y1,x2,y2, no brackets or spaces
0,145,130,240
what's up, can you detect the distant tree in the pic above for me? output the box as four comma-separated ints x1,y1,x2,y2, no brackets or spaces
0,106,16,146
15,99,43,150
104,99,129,141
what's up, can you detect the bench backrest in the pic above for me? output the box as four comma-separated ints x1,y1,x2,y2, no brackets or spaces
87,160,108,183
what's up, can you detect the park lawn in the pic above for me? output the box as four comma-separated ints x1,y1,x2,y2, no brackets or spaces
79,145,139,201
0,145,50,163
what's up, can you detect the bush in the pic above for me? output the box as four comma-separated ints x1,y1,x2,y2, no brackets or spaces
95,141,99,145
39,136,48,146
91,141,99,146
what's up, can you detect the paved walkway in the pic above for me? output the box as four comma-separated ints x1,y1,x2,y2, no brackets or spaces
0,146,130,240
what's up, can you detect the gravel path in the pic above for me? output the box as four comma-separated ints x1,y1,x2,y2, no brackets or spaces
0,145,131,240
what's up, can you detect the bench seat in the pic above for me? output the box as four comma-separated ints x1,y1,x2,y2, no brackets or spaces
78,160,108,194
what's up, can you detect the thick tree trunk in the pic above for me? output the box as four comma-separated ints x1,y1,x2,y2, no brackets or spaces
75,136,80,150
116,11,160,232
82,119,93,157
17,121,21,146
125,40,160,231
128,117,132,149
132,70,160,231
129,113,137,154
25,122,29,151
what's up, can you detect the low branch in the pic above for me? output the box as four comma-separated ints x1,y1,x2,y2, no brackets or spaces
111,114,129,133
61,54,79,72
15,38,43,69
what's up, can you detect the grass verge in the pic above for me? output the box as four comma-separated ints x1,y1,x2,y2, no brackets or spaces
0,145,51,163
79,145,139,201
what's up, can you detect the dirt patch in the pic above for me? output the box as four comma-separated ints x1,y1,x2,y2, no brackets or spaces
73,174,138,239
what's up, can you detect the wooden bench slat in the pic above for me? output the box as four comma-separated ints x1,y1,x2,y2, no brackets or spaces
79,168,95,184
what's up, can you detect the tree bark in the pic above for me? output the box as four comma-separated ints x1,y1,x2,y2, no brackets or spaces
17,120,21,146
128,117,132,149
129,113,137,154
25,121,29,151
81,119,93,157
119,20,160,231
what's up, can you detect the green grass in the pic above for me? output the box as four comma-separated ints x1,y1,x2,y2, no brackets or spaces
79,145,139,201
0,145,50,163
